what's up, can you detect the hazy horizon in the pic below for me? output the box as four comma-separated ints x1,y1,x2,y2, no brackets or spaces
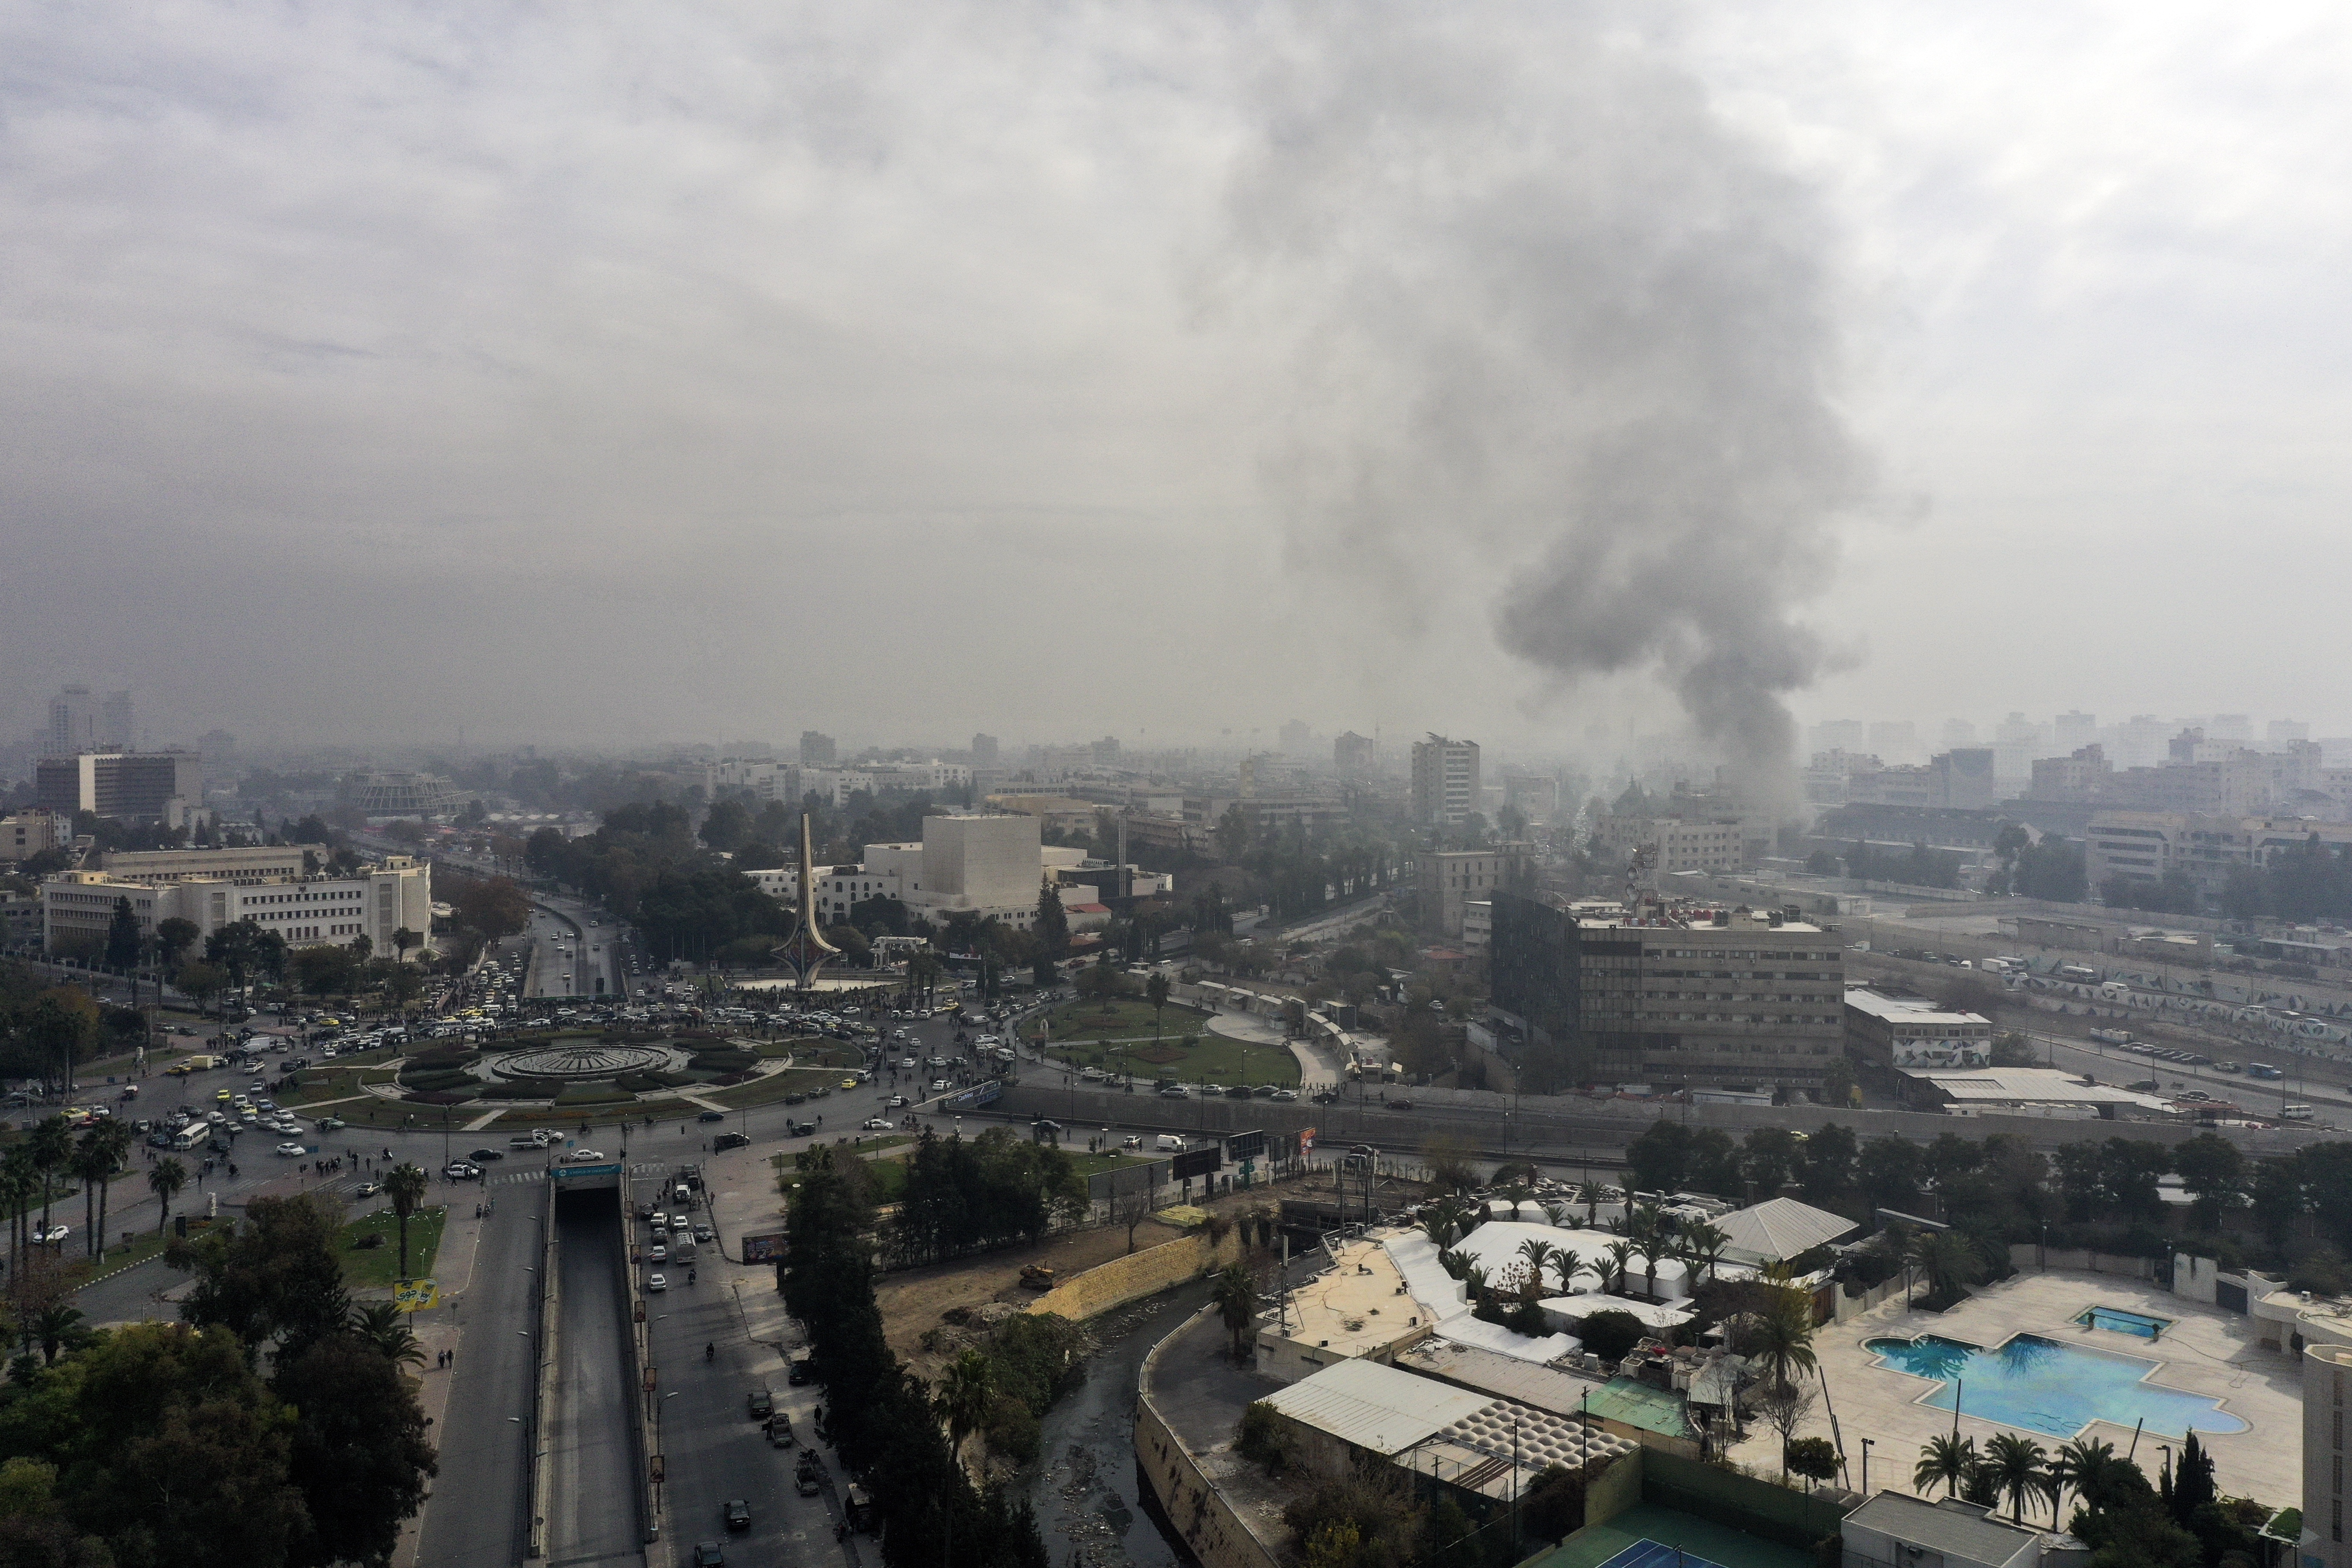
6,1,2348,762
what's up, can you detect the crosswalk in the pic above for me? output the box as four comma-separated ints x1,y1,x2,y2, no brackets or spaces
478,1161,676,1187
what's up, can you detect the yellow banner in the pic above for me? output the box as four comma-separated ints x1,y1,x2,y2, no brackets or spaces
392,1278,439,1312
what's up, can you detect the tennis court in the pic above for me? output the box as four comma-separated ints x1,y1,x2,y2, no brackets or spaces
1593,1542,1731,1568
1524,1502,1814,1568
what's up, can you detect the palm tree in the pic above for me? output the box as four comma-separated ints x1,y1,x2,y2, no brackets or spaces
1681,1221,1730,1287
0,1153,35,1275
1503,1185,1531,1221
1982,1432,2051,1525
27,1117,71,1245
1462,1263,1492,1303
938,1349,996,1459
85,1122,131,1261
1540,1202,1569,1227
71,1134,112,1261
1602,1241,1637,1297
31,1303,85,1366
385,1163,430,1279
1517,1238,1555,1288
350,1301,427,1368
148,1157,188,1236
1909,1230,1988,1305
1751,1290,1818,1393
1209,1262,1258,1363
1145,971,1171,1042
1420,1212,1455,1249
1549,1249,1584,1296
1914,1432,1978,1500
2046,1437,2114,1529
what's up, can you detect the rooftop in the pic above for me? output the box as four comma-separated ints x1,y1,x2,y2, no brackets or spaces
1274,1239,1433,1358
1844,1492,2044,1562
1712,1196,1857,1265
1844,985,1991,1027
1580,1377,1695,1440
1259,1357,1490,1455
1899,1066,2172,1108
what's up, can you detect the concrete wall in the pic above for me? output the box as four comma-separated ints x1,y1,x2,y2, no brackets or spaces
1583,1444,1643,1528
1134,1335,1285,1568
2009,1243,2158,1279
1025,1227,1246,1322
1833,1274,1909,1323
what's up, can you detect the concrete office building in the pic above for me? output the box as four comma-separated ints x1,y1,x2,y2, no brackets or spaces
102,845,309,884
970,733,999,766
2305,1341,2352,1567
1598,810,1749,878
1410,735,1481,826
0,811,66,863
800,730,837,765
1844,985,1994,1075
2087,811,2352,902
47,686,132,753
1489,892,1845,1094
34,751,204,826
1417,848,1530,939
1334,731,1377,777
42,854,432,957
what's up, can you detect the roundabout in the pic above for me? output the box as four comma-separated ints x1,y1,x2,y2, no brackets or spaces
483,1041,693,1081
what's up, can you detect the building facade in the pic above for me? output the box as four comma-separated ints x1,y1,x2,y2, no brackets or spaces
42,854,432,957
36,751,205,824
1410,735,1481,826
1416,848,1529,938
2087,811,2352,901
1334,731,1376,777
1844,985,1994,1074
0,811,65,863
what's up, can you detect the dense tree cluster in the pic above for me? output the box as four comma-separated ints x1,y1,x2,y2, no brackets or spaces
890,1129,1087,1265
0,1194,434,1568
781,1147,1050,1568
1985,826,2090,902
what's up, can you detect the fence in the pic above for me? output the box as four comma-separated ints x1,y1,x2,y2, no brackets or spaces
1641,1448,1849,1551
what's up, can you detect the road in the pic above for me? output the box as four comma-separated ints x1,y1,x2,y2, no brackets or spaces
546,1191,642,1568
412,1196,539,1568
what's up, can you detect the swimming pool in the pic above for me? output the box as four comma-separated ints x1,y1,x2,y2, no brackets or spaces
2077,1306,2172,1338
1863,1333,2246,1440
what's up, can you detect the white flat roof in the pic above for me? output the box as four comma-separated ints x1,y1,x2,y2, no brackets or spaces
1260,1358,1491,1455
1846,987,1989,1027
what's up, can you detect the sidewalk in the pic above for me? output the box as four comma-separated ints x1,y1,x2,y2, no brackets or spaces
388,1191,492,1568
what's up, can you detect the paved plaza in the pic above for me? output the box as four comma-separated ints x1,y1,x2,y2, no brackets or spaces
1776,1268,2301,1509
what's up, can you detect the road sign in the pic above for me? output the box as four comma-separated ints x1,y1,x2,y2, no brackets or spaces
1226,1129,1266,1163
392,1278,439,1312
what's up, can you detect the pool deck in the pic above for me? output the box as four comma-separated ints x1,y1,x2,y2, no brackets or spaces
1769,1269,2300,1510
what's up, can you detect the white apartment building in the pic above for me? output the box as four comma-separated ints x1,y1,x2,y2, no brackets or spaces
1598,812,1750,879
2088,811,2352,900
42,853,432,958
1417,848,1529,938
1410,735,1481,826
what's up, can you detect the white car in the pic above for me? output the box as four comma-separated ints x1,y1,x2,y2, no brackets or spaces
36,1224,68,1246
647,1272,667,1292
565,1149,606,1163
861,1118,892,1131
650,1243,668,1263
275,1141,306,1157
670,1215,689,1233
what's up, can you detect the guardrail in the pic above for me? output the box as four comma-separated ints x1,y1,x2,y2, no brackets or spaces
527,1173,557,1559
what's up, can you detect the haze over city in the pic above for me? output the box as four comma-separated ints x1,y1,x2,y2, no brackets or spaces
7,7,2352,1568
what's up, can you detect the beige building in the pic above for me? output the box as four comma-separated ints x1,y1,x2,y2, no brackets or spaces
102,845,309,884
0,810,66,862
1844,985,1994,1073
1598,811,1751,879
42,854,432,958
2307,1341,2352,1566
35,751,204,826
1416,847,1530,938
1573,907,1845,1094
2087,811,2352,901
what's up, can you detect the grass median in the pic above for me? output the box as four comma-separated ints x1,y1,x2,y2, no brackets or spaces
339,1204,448,1289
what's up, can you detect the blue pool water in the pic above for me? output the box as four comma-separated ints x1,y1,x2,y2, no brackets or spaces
1864,1334,2247,1440
2077,1306,2172,1338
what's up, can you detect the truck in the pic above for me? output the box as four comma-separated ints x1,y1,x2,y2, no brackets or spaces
170,1055,225,1074
2089,1028,2134,1046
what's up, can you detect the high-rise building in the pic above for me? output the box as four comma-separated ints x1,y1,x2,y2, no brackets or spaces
1089,735,1122,766
34,751,203,824
2270,719,2311,746
2053,710,2098,753
48,687,95,753
1940,718,1978,748
970,733,999,766
100,690,132,748
1867,721,1919,762
1410,735,1481,826
1278,719,1310,755
1334,731,1376,777
800,730,837,766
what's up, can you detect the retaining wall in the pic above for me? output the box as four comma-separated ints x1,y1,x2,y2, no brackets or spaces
1026,1227,1246,1321
2009,1243,2158,1279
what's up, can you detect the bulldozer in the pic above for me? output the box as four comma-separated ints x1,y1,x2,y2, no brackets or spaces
1017,1264,1056,1291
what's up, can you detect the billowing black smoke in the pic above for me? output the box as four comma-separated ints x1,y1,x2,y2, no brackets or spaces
1226,1,1868,800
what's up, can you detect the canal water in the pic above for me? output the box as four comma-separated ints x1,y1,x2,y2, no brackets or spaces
1026,1279,1212,1568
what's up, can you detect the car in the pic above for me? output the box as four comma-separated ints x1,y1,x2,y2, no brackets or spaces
786,1353,814,1385
839,1078,860,1090
1270,1089,1298,1102
1121,1134,1142,1150
275,1141,306,1157
35,1224,68,1246
1383,1097,1414,1111
795,1466,821,1497
1312,1090,1341,1105
647,1273,667,1291
468,1148,506,1162
671,1214,690,1233
1158,1085,1187,1098
697,1109,725,1123
884,1095,909,1108
317,1116,346,1131
724,1499,750,1532
564,1149,605,1163
649,1243,668,1263
355,1180,381,1198
713,1132,750,1151
694,1223,714,1243
445,1160,482,1179
692,1542,724,1568
1225,1085,1252,1100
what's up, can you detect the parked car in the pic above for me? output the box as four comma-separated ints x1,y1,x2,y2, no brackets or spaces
713,1132,750,1151
692,1542,723,1568
862,1118,892,1131
697,1109,726,1123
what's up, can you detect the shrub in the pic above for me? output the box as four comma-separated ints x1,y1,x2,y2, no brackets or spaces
1236,1402,1292,1475
1577,1310,1647,1362
1508,1296,1550,1338
983,1394,1040,1465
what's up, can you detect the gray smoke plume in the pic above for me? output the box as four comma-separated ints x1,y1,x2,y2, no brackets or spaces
1225,2,1869,800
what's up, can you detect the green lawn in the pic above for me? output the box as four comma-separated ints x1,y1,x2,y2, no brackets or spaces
1041,998,1209,1043
704,1067,862,1110
1047,1032,1299,1089
339,1205,448,1289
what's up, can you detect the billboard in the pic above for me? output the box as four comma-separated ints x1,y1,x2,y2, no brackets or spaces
392,1278,439,1312
1225,1130,1266,1163
1171,1147,1221,1181
741,1231,789,1264
946,1082,1002,1111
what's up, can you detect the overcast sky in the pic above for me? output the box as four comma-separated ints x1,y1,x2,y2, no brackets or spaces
3,1,2347,759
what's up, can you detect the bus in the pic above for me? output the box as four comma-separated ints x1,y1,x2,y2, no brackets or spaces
2281,1105,2316,1121
170,1125,209,1152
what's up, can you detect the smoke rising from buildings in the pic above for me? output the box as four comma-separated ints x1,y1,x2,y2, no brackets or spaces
1228,3,1869,799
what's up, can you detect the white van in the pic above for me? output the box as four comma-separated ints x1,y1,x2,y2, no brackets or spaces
1155,1134,1185,1153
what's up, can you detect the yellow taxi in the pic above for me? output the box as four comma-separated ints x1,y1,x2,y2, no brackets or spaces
839,1078,859,1091
214,1089,233,1103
